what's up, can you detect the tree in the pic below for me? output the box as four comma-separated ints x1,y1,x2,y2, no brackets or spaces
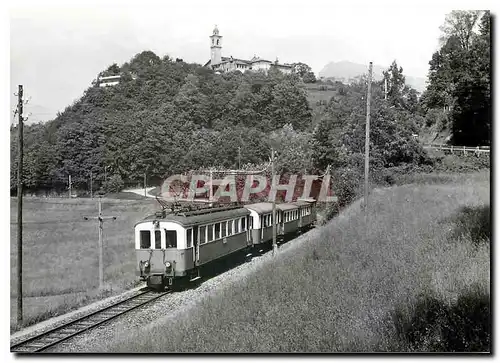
292,62,316,83
423,10,491,145
302,71,316,83
439,10,482,51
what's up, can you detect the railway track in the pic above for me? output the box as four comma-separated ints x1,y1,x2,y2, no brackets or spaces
11,289,169,353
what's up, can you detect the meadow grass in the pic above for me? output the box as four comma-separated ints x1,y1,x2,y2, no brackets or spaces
98,171,490,352
10,197,158,331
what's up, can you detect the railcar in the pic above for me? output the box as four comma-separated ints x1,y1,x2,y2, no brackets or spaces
245,199,317,248
245,202,279,246
292,199,317,231
135,205,252,290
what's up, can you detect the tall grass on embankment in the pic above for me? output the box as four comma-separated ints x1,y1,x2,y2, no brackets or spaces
10,197,158,331
98,172,490,352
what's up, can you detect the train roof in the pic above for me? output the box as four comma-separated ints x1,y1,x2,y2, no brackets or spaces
276,203,299,211
137,206,250,227
244,202,274,214
297,198,316,203
292,200,312,207
245,202,300,213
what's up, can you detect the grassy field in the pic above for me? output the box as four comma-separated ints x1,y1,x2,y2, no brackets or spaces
10,197,158,331
98,171,490,352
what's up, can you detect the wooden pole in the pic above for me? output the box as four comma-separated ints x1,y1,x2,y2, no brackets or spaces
364,62,373,216
17,85,23,325
83,196,116,290
271,148,277,255
68,175,72,199
144,173,147,197
90,171,93,199
209,169,213,207
98,197,103,288
238,146,241,170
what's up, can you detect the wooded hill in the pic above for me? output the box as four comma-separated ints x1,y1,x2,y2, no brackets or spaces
10,11,490,211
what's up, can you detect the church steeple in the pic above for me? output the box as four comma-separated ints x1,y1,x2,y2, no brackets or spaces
209,25,222,66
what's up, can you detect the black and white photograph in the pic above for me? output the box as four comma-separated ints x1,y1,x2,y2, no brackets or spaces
6,0,492,354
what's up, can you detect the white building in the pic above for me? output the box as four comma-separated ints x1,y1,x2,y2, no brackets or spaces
98,75,121,87
203,26,293,75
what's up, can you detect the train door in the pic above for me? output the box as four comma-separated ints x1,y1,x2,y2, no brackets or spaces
247,215,252,245
193,227,199,264
278,211,284,235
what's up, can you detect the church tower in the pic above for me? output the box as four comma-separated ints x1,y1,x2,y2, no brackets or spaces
209,25,222,66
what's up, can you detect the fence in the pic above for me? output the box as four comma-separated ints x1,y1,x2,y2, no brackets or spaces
423,144,490,155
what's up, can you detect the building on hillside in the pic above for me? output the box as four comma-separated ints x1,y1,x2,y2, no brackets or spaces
203,26,293,74
97,75,121,87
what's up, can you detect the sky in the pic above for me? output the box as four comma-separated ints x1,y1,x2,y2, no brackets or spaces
8,0,474,123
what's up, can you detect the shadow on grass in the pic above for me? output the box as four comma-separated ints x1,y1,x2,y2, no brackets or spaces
450,205,490,246
392,284,490,352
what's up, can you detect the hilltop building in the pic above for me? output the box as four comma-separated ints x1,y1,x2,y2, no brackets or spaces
97,75,121,87
204,26,293,74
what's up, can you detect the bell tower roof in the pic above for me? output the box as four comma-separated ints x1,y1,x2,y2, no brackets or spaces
212,25,219,36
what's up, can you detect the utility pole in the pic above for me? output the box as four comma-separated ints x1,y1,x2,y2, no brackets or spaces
384,77,387,101
84,196,117,289
209,169,213,207
68,175,72,199
238,146,241,170
364,62,373,216
16,85,24,325
144,173,147,197
271,147,277,255
90,171,93,199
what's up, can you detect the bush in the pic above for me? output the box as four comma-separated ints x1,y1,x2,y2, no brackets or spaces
393,285,490,352
449,205,490,246
102,174,125,193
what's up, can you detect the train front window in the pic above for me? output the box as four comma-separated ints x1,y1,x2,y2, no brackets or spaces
165,230,177,248
155,230,162,249
140,230,151,249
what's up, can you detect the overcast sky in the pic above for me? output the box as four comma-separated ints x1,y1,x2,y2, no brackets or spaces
9,0,464,123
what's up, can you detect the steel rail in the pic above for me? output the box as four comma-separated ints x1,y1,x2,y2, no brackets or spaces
11,289,170,353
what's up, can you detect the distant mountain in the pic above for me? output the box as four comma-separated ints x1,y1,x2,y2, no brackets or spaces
318,61,427,93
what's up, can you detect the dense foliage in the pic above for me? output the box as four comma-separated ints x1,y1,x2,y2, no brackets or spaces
421,10,491,145
10,53,314,194
14,9,489,208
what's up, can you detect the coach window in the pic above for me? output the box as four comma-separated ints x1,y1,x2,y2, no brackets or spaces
235,219,240,233
187,229,193,248
241,217,246,231
228,220,233,235
199,226,207,244
215,223,221,239
208,224,214,242
155,230,162,249
140,230,151,249
165,230,177,248
221,221,227,238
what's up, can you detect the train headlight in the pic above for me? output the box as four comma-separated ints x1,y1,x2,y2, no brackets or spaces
165,261,172,268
